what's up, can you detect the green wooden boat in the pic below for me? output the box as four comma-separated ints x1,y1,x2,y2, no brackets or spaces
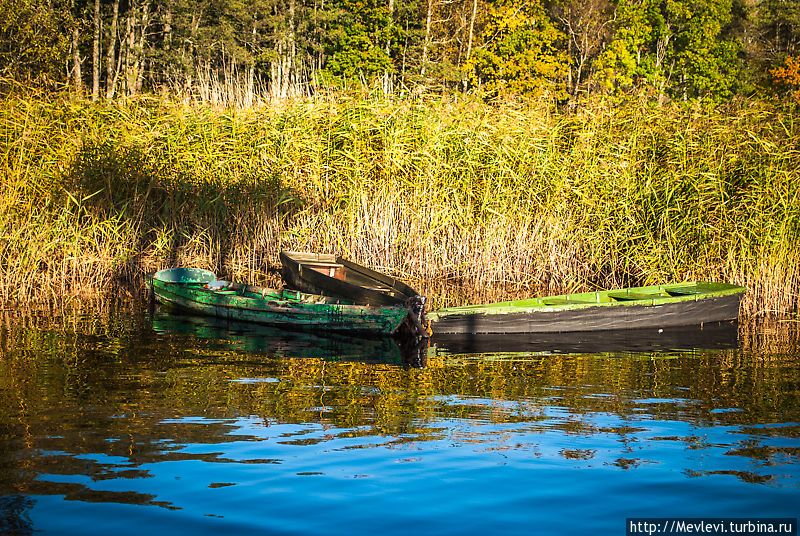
147,268,413,336
428,282,746,334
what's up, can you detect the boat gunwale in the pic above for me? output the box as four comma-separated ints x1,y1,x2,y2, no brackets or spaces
149,269,411,335
429,282,747,319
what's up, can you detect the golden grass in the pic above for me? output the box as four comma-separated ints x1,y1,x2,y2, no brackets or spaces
1,92,798,315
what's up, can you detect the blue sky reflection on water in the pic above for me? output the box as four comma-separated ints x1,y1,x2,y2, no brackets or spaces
0,307,798,535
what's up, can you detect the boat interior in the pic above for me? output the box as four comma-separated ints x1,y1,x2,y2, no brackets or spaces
307,262,348,281
539,286,706,306
305,262,400,295
444,284,719,310
191,281,340,304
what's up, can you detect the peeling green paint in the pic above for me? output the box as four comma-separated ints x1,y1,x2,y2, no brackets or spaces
149,269,410,335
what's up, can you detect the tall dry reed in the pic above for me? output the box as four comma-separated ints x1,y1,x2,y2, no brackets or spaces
1,92,798,315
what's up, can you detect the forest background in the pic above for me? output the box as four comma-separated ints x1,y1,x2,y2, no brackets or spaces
3,0,800,102
1,0,799,316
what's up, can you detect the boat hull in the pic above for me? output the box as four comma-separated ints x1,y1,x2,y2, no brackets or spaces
431,321,739,355
150,270,410,336
428,283,745,334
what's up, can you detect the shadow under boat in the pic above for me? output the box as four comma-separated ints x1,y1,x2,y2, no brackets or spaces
430,321,740,357
150,308,428,368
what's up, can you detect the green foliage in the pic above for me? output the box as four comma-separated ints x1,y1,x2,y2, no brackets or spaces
467,0,569,97
593,0,664,92
667,0,742,99
755,0,800,57
0,0,73,84
593,0,742,101
323,0,394,82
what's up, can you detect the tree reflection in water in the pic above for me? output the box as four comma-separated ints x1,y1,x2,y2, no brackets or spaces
0,304,798,533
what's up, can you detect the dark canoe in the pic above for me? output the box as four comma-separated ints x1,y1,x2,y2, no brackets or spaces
148,268,411,336
279,251,420,306
427,282,746,334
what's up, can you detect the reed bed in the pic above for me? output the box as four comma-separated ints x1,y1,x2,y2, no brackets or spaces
1,92,798,315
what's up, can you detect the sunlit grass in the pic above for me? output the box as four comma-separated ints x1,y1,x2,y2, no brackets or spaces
1,91,797,315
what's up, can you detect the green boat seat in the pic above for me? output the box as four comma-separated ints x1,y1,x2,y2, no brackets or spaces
607,291,666,301
665,288,702,296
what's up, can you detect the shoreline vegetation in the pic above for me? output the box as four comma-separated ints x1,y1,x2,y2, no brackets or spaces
1,90,798,316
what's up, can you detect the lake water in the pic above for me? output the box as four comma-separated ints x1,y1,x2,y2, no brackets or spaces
1,303,799,535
